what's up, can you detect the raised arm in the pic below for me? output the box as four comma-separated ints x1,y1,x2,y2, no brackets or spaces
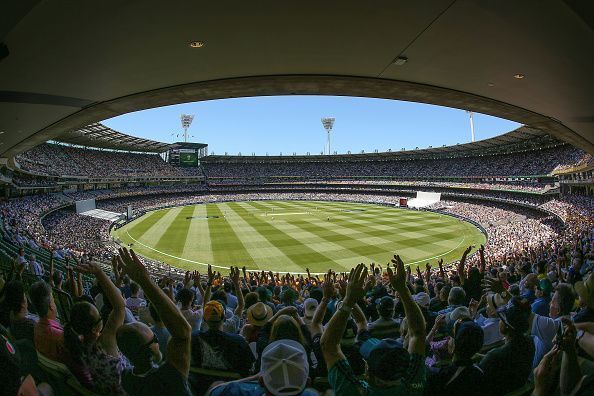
457,245,472,285
118,248,191,378
559,319,582,395
387,255,426,355
311,270,334,335
203,264,214,303
231,267,244,316
351,302,368,333
48,256,55,287
479,245,486,274
321,263,367,370
77,260,125,358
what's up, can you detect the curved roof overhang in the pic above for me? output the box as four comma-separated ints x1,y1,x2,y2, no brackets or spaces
1,1,593,157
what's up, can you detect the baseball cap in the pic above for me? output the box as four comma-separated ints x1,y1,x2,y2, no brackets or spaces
413,292,430,308
204,300,225,322
536,278,553,297
260,339,309,395
247,302,273,327
453,321,484,359
378,296,395,312
303,298,318,319
497,297,531,333
359,338,410,382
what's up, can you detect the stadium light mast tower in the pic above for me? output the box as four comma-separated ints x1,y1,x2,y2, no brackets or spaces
466,110,475,142
321,117,335,155
180,114,195,143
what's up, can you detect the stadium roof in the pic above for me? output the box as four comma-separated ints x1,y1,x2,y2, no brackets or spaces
56,123,171,153
202,126,559,162
1,1,593,158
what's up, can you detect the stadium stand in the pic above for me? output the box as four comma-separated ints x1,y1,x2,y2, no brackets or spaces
0,122,593,395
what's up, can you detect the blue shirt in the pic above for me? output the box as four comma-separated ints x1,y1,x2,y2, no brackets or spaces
521,290,536,304
531,297,550,317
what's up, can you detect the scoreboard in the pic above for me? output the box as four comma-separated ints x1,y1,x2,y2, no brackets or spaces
168,142,208,167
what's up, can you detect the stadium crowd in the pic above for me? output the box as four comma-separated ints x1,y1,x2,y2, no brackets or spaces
0,179,592,394
202,144,584,179
16,143,186,178
1,213,593,395
13,142,589,182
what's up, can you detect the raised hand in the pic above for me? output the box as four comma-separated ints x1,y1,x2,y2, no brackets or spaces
337,279,347,299
481,276,505,294
343,263,368,307
77,260,102,276
184,271,191,285
387,255,407,293
230,266,240,285
323,270,335,299
117,247,149,282
192,270,201,284
207,264,214,284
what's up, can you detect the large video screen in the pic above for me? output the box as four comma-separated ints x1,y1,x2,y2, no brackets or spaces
179,152,198,166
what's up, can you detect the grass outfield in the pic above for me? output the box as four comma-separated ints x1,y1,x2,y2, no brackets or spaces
111,200,486,274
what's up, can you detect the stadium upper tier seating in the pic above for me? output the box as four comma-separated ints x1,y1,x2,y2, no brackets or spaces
15,143,188,177
13,139,592,181
201,144,588,179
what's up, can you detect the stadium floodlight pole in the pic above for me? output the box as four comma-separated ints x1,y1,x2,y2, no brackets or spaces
466,110,475,142
321,117,335,155
180,114,195,143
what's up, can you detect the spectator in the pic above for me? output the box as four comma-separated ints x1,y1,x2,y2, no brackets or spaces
115,248,193,396
426,320,485,395
368,295,400,339
479,297,535,395
322,258,427,395
64,260,128,395
207,340,315,395
125,282,146,315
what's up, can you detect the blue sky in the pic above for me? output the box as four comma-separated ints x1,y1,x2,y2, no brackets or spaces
102,96,520,155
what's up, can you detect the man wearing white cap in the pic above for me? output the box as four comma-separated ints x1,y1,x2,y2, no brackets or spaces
207,339,317,395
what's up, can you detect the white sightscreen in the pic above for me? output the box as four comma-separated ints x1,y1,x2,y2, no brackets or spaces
75,198,96,214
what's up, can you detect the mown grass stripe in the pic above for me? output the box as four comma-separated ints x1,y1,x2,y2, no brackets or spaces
205,203,257,268
131,207,183,246
181,205,215,265
219,202,304,272
230,201,340,269
154,206,195,255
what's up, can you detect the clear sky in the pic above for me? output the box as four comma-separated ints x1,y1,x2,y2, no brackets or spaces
102,96,520,155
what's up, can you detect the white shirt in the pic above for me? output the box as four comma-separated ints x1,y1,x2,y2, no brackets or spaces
475,314,504,346
181,308,203,332
531,314,564,353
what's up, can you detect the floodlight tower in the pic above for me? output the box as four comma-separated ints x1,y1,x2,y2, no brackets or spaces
180,114,195,143
466,110,475,142
321,117,335,155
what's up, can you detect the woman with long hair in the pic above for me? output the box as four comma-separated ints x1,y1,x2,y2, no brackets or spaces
64,259,129,395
